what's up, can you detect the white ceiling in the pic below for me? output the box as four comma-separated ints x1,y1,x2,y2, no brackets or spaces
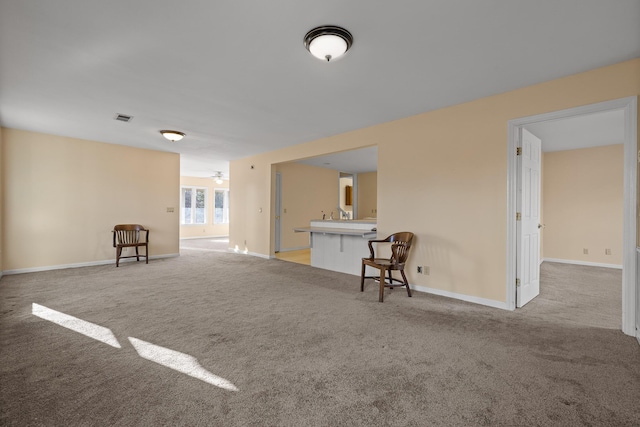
525,109,625,152
1,1,639,177
296,147,378,174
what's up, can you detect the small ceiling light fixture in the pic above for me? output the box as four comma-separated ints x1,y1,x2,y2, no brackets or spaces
213,172,224,184
304,25,353,62
160,130,185,142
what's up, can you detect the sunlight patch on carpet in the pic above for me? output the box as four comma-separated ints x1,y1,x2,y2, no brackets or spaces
128,337,239,391
32,303,121,348
233,245,249,254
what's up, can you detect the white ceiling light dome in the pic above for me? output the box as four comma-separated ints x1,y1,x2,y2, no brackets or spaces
304,26,353,62
160,130,185,142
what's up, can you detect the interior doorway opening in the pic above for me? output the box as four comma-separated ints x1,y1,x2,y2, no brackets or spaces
506,97,637,337
272,146,377,263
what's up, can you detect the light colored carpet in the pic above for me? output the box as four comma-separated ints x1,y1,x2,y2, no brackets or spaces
1,243,638,426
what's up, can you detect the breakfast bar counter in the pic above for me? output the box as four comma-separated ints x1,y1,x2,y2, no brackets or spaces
294,219,377,276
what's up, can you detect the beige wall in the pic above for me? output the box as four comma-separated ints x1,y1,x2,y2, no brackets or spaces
275,162,338,250
230,58,640,303
179,176,229,239
543,145,624,265
357,172,377,219
2,128,180,271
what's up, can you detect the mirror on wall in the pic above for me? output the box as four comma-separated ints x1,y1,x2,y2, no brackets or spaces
339,172,355,219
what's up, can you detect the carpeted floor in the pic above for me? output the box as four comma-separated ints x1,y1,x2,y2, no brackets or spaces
1,241,638,426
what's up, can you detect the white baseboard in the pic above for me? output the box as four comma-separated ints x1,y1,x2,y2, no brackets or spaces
543,258,622,269
228,248,271,259
221,252,509,310
180,235,228,240
263,253,510,310
410,284,510,310
2,253,180,275
276,246,311,253
315,266,510,310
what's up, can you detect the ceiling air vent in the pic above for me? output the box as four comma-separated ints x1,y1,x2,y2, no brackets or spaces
114,113,133,122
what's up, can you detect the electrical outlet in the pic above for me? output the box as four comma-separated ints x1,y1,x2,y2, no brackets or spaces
583,248,589,255
424,266,430,275
605,248,612,255
417,266,423,274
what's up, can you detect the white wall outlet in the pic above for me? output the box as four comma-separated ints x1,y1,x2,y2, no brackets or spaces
583,248,589,255
605,248,612,255
423,266,430,275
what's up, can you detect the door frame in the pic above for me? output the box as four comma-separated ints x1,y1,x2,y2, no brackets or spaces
505,96,638,336
275,172,282,253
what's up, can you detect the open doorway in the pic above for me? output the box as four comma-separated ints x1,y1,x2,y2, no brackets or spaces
273,146,377,265
506,97,637,336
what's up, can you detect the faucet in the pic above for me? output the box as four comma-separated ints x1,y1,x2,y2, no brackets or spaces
337,206,349,220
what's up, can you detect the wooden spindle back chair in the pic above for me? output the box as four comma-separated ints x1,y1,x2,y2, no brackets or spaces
360,232,414,302
112,224,149,267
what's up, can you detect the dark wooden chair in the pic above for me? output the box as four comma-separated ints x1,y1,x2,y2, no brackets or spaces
113,224,149,267
361,232,414,302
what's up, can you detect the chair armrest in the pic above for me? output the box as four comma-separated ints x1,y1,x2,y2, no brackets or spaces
367,240,375,258
144,229,149,243
367,238,389,258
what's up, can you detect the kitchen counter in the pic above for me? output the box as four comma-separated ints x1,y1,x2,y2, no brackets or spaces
294,219,377,275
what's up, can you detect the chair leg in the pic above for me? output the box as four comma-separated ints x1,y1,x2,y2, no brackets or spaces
135,246,140,262
379,267,386,303
116,247,122,267
360,262,366,292
401,269,412,297
145,244,148,264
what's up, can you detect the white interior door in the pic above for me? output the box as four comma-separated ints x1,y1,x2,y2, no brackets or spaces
517,128,542,307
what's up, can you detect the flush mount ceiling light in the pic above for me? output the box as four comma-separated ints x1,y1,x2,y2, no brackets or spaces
160,130,185,142
212,172,224,184
304,26,353,62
